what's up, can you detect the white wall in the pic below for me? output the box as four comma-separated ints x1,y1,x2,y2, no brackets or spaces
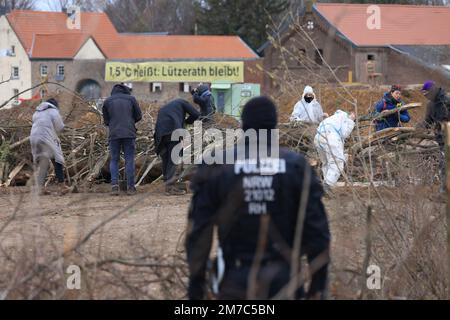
0,15,32,109
74,38,105,60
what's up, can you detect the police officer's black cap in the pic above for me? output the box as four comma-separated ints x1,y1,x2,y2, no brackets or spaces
241,96,278,131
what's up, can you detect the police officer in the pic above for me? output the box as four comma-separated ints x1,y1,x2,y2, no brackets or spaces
186,96,331,300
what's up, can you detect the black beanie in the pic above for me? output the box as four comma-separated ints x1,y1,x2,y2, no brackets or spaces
46,98,59,108
241,96,278,131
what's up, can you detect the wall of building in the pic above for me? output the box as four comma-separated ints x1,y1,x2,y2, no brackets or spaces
31,57,262,108
354,48,388,83
262,13,354,96
385,49,450,88
74,39,105,60
261,11,450,92
0,16,32,109
31,59,109,98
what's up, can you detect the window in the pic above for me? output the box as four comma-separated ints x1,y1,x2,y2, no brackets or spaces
179,82,190,93
11,66,19,79
55,64,65,81
40,88,47,98
40,65,48,77
10,45,15,56
367,54,375,61
297,49,306,66
151,82,162,93
13,89,19,105
315,49,324,65
57,64,65,76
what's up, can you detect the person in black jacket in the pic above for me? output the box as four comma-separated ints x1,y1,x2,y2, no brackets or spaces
192,84,215,119
186,97,331,300
418,81,450,192
103,83,142,196
154,99,200,195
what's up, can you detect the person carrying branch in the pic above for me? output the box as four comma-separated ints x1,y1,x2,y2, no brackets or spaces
154,99,200,196
417,81,450,193
30,98,70,196
186,97,330,300
374,85,410,132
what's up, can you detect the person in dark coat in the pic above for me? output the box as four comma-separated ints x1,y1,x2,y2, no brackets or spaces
374,85,411,131
186,97,331,300
192,84,215,119
417,81,450,192
103,83,142,196
154,99,200,195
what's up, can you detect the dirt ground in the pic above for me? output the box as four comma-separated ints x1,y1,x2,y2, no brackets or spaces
0,183,446,300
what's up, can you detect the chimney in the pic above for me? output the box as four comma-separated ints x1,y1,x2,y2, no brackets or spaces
306,0,316,14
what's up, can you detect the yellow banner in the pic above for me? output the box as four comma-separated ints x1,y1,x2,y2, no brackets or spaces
105,61,244,83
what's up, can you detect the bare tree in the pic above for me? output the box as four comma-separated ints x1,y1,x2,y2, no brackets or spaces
0,0,35,15
104,0,196,35
45,0,106,12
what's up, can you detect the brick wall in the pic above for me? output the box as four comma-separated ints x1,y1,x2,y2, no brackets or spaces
262,15,353,96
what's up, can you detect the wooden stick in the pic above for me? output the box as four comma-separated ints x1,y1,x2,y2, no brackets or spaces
359,103,422,122
5,160,26,187
136,157,159,187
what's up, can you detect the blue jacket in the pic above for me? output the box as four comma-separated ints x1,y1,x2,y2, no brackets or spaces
374,93,410,131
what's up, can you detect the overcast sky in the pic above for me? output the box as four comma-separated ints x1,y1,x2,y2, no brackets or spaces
34,2,51,11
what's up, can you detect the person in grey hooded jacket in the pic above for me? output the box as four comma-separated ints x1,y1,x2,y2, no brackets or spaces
30,98,70,195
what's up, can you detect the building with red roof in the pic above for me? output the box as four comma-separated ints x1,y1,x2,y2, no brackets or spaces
259,2,450,94
0,9,261,107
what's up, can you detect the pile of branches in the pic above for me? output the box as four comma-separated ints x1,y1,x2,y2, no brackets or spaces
0,98,439,188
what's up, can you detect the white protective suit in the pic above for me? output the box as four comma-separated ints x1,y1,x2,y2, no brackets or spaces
314,110,355,187
290,86,325,124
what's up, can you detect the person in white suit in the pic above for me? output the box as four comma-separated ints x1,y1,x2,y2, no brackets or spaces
290,86,327,124
314,110,356,188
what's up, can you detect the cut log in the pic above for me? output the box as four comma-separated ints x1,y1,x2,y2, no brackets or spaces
352,127,416,152
86,152,110,183
5,160,26,187
359,103,422,122
136,157,159,187
9,137,30,150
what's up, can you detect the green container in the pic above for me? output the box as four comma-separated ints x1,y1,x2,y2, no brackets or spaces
211,82,261,120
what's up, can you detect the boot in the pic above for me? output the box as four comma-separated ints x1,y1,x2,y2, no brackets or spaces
127,186,137,196
39,186,51,196
57,183,71,196
111,185,120,196
165,184,187,196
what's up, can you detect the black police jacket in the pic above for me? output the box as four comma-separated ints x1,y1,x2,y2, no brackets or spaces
186,145,331,300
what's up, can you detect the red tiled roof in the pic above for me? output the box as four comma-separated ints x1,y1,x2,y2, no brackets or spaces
7,10,118,57
314,3,450,46
31,34,94,59
114,35,258,60
6,10,258,60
